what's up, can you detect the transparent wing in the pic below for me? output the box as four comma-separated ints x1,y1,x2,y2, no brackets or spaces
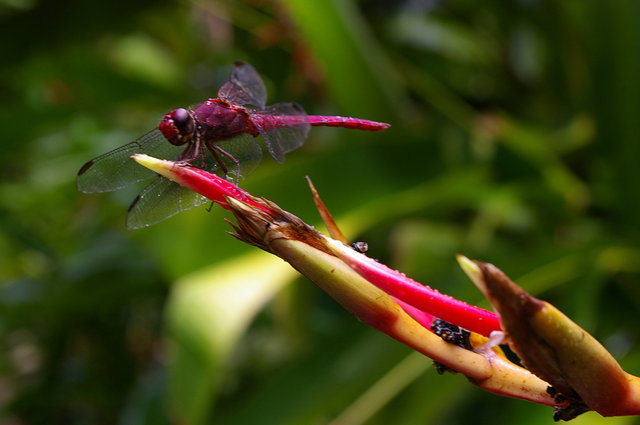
77,129,183,193
126,176,208,229
217,62,267,109
253,102,310,163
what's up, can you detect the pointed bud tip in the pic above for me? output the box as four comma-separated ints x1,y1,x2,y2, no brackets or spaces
131,153,176,181
226,196,249,210
131,154,175,175
456,254,488,296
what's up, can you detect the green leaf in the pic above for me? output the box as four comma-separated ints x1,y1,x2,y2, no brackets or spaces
166,251,297,425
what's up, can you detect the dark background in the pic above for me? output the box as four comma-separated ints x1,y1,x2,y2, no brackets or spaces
2,0,640,424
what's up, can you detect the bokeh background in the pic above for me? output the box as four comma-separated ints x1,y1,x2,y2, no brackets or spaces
3,0,640,424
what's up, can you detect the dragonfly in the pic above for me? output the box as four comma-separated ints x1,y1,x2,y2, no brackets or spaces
77,62,390,229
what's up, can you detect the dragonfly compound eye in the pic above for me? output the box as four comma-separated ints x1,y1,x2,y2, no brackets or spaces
159,108,195,146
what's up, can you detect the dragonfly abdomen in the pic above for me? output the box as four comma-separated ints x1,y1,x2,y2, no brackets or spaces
251,114,390,132
303,115,390,131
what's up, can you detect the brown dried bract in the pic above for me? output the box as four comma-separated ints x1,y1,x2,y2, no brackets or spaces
225,195,334,256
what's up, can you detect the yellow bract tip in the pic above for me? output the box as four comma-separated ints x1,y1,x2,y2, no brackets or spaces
456,254,488,296
131,154,176,179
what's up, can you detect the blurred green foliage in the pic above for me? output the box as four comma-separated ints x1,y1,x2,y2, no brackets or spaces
2,0,640,424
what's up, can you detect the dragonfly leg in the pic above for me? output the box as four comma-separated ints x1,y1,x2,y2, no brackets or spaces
177,140,203,167
203,143,231,178
209,144,241,184
178,142,193,161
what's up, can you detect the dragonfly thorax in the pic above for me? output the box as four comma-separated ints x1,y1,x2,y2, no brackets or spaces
192,99,256,140
159,108,196,146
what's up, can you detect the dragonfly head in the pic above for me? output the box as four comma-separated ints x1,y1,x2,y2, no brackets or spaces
159,108,195,146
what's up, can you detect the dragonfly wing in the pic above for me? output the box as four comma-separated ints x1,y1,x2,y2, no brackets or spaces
217,62,267,109
77,129,183,193
254,102,310,164
126,176,208,229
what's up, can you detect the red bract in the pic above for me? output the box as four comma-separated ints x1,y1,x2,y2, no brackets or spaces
323,237,501,336
131,154,271,214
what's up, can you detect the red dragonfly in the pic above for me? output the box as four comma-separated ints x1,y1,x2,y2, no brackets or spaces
77,62,390,229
